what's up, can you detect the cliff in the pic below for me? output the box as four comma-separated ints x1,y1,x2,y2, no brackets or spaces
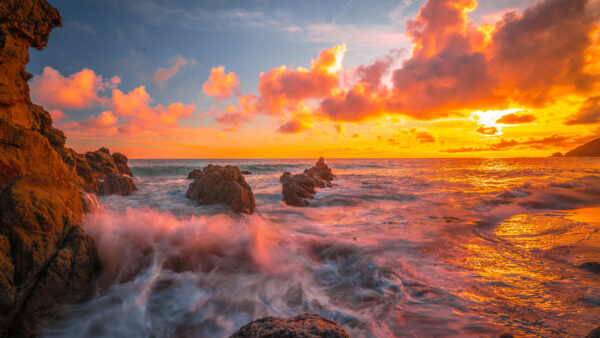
0,1,119,336
565,137,600,157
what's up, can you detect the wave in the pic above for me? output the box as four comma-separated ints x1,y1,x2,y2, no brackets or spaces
131,164,304,177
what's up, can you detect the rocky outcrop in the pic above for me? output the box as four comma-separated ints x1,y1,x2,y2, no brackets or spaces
187,169,202,179
280,158,334,207
587,327,600,338
578,261,600,274
550,152,563,157
564,137,600,157
186,164,256,213
97,172,137,196
230,313,349,338
0,1,128,335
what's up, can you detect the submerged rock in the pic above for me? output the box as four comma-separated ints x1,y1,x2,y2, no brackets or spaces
587,327,600,338
230,313,348,338
97,173,137,196
578,261,600,274
186,164,256,213
281,158,334,207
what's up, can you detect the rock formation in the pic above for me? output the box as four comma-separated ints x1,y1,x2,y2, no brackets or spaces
83,147,136,195
0,1,131,335
550,152,563,157
564,137,600,157
186,164,256,213
587,327,600,338
230,313,349,338
188,168,202,179
280,157,334,207
97,172,137,196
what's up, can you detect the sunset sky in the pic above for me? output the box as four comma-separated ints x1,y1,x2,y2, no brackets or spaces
28,0,600,158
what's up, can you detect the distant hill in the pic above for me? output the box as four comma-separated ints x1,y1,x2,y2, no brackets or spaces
564,137,600,157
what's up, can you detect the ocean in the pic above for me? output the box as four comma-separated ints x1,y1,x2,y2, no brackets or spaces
42,158,600,337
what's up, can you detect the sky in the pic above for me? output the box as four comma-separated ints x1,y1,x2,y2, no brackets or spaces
28,0,600,158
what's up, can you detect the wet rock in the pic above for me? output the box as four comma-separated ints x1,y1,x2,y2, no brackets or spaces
112,152,132,176
188,169,202,179
85,147,132,179
230,312,348,338
242,170,252,175
578,262,600,274
587,327,600,338
0,1,118,335
186,164,256,213
97,173,137,196
280,158,334,207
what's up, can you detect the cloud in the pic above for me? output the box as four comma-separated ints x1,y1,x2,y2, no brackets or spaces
304,24,409,47
496,113,536,124
67,21,96,34
202,66,240,99
566,96,600,124
215,95,257,131
442,134,577,152
58,85,195,137
48,109,68,122
153,56,193,89
30,67,121,110
256,44,347,115
416,131,435,143
476,126,498,135
277,119,309,134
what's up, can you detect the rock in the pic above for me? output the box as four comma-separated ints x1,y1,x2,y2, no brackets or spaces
0,1,125,335
112,152,132,176
230,313,348,338
186,164,256,213
241,170,252,175
587,327,600,338
578,261,600,274
565,137,600,157
280,158,334,207
97,173,137,196
188,169,202,179
550,152,563,157
499,333,514,338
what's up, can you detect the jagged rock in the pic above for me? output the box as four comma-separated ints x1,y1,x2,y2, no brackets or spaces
97,173,137,196
188,169,202,179
84,147,131,179
112,152,132,176
230,313,349,338
186,164,256,213
281,158,334,207
0,1,117,335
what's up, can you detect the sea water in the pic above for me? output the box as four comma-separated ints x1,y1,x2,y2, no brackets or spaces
42,158,600,337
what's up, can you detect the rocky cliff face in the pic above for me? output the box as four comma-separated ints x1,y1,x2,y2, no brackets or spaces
565,137,600,157
0,1,110,336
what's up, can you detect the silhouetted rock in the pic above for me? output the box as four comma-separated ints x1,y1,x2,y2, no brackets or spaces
578,261,600,274
97,173,137,196
186,164,256,213
565,137,600,157
188,169,202,179
230,313,348,338
241,170,252,175
586,327,600,338
281,158,334,207
550,152,563,157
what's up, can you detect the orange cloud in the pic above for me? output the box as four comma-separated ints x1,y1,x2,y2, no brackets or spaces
31,67,120,110
256,44,346,114
202,66,240,99
416,131,435,143
215,94,257,131
153,56,192,89
476,126,498,135
277,119,309,134
496,113,536,124
48,109,68,122
566,96,600,124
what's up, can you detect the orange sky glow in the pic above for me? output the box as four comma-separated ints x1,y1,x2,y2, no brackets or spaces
32,0,600,158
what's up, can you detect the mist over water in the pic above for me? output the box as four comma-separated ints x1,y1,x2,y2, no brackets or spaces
42,159,600,337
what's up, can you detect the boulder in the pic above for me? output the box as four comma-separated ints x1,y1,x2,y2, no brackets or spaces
188,169,202,179
97,173,137,196
578,261,600,274
230,313,348,338
186,165,256,213
280,158,334,207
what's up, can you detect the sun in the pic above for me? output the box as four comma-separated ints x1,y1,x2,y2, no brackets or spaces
470,108,523,135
